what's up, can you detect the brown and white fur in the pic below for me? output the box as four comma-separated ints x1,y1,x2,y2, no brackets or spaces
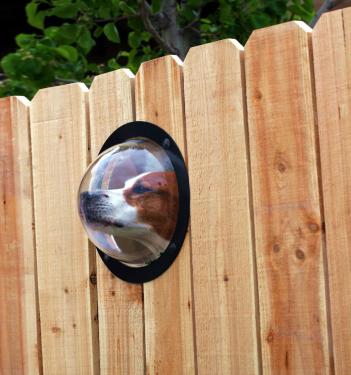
80,171,178,265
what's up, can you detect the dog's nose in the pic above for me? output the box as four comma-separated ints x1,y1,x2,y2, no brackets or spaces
80,191,108,203
79,191,109,215
79,191,111,223
80,191,96,205
80,191,92,200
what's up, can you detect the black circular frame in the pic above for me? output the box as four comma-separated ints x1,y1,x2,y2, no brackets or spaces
97,121,190,283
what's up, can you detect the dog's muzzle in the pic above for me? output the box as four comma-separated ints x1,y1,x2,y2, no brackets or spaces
79,191,124,228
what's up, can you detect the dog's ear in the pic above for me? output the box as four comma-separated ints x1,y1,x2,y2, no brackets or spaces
163,171,177,187
144,171,175,189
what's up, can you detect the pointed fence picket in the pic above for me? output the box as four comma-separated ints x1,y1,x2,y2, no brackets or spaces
183,39,259,375
245,21,330,374
89,69,144,375
135,55,196,375
313,8,351,375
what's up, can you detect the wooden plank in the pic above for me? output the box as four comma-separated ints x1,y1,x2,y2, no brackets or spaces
30,84,99,375
89,69,144,375
245,22,330,373
0,97,41,375
183,40,260,374
313,8,351,374
135,56,195,375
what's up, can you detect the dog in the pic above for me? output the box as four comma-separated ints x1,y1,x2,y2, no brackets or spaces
80,170,178,266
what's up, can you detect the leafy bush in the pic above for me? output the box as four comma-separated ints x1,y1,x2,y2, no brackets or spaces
0,0,315,98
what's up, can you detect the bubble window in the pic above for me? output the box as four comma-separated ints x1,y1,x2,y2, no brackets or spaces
78,121,190,283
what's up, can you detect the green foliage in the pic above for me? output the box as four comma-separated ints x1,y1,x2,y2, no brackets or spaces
104,23,120,43
0,0,315,98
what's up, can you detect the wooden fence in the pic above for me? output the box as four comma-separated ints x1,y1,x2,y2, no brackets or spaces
1,7,351,375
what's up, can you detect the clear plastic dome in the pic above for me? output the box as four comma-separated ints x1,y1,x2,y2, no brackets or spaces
78,138,179,267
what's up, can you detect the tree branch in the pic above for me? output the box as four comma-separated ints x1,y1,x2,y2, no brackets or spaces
54,77,78,84
183,17,200,30
151,12,170,30
94,14,139,23
310,0,340,27
140,0,179,55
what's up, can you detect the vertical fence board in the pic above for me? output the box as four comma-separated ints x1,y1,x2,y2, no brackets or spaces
183,40,260,374
135,56,195,375
245,22,330,373
30,84,99,375
313,8,351,374
0,97,41,375
89,69,145,375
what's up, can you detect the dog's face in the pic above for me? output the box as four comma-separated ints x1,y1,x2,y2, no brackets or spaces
80,171,178,247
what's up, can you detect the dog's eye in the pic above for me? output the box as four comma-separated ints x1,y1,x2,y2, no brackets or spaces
132,184,153,194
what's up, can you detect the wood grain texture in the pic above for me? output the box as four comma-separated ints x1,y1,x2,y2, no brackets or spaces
183,39,260,375
313,8,351,374
0,97,41,375
135,56,195,375
245,22,330,374
30,84,99,375
89,69,145,375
